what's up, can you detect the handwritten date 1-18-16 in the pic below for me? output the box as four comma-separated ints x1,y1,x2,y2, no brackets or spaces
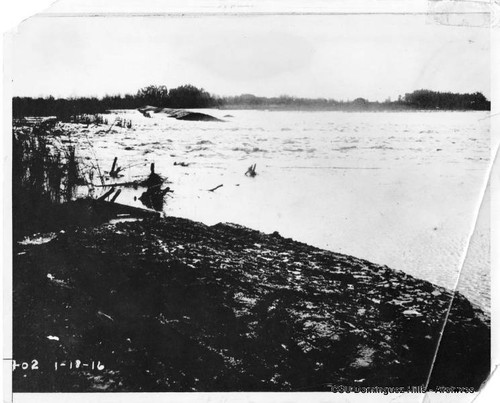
12,359,104,371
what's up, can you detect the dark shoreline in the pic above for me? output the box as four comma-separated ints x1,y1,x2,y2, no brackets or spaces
13,215,490,392
12,88,490,118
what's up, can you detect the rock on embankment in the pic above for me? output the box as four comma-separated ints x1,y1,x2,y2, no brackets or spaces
138,106,223,122
13,217,490,392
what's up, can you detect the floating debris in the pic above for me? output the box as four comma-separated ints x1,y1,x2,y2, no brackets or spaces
245,163,257,177
208,184,223,192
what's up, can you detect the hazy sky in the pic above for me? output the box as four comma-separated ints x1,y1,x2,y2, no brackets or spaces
9,14,490,101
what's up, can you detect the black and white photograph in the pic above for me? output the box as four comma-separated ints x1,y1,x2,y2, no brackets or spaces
3,0,498,400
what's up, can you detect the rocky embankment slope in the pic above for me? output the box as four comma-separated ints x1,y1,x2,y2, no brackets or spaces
13,217,489,391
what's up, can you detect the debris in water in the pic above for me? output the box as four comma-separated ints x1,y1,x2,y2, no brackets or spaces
245,163,257,177
208,184,223,192
109,157,123,178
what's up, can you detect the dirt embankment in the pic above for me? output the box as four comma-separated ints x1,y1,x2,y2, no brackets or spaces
13,217,490,392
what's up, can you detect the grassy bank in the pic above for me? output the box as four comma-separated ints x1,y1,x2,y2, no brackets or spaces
12,121,84,239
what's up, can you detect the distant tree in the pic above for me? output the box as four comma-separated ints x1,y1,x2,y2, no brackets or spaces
137,85,169,107
352,98,369,109
168,85,215,108
403,89,490,110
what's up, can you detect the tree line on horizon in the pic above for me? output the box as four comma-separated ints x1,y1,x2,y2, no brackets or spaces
12,85,491,118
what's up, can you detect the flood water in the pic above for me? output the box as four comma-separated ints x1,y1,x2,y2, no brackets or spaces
71,109,490,313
